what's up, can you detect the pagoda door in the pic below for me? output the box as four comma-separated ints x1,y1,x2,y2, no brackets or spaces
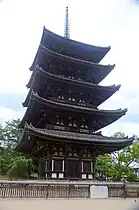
67,159,81,179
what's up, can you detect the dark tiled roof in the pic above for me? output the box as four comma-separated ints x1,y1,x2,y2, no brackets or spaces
25,123,134,144
39,44,114,68
30,27,111,71
31,91,127,115
16,123,134,153
27,66,120,91
30,44,115,85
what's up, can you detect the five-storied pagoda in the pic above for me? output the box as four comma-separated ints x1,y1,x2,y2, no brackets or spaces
16,7,134,180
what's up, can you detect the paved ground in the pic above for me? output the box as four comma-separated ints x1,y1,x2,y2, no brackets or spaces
0,199,138,210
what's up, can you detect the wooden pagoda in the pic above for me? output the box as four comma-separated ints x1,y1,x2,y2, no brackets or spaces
16,9,134,180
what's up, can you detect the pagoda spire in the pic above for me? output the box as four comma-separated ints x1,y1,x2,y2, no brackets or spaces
64,6,70,39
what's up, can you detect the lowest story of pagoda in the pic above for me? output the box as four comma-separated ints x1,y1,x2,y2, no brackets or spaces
16,8,134,180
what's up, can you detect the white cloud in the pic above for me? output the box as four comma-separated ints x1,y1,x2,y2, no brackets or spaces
0,106,24,125
0,0,139,135
103,119,139,137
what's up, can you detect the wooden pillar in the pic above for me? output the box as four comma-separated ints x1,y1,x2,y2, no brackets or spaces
52,159,54,171
81,161,83,173
62,160,65,172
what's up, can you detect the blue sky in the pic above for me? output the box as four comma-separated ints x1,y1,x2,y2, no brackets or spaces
0,0,139,136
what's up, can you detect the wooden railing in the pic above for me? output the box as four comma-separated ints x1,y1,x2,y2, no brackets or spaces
0,180,139,199
0,181,90,199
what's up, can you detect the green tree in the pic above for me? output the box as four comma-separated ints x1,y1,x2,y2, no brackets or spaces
0,119,34,179
96,154,113,179
96,132,139,181
7,158,34,179
0,148,18,175
2,119,22,148
0,124,4,143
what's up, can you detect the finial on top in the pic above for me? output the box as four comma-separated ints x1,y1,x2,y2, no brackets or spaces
64,6,70,39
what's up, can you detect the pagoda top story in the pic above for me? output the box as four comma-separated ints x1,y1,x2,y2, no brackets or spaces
30,26,111,71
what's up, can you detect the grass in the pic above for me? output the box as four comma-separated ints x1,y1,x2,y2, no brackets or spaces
0,174,10,180
0,174,38,180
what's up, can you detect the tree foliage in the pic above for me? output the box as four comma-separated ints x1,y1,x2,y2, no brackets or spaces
2,119,22,148
0,119,34,179
8,158,34,178
96,133,139,182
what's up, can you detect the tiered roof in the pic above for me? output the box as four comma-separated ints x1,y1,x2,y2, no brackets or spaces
30,27,111,68
23,66,120,107
30,44,115,84
20,91,127,130
16,123,133,154
17,27,134,153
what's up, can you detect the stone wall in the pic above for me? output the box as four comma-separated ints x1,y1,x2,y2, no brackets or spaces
0,180,139,199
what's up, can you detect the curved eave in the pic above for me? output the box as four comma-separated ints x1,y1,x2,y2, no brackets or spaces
23,67,120,107
41,44,113,68
16,123,134,153
32,92,127,115
20,92,127,128
22,89,32,107
27,66,120,91
42,27,111,63
30,26,111,70
30,44,115,72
